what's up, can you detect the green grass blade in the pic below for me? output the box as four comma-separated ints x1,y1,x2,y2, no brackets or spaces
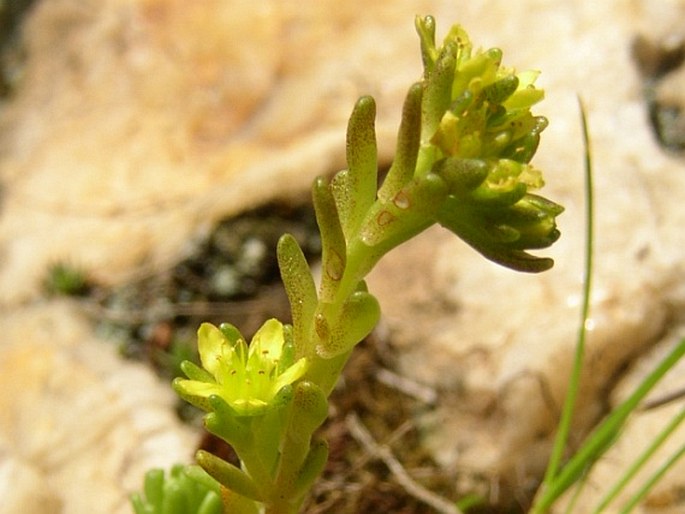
534,337,685,512
535,97,595,505
619,440,685,513
593,405,685,513
533,100,685,513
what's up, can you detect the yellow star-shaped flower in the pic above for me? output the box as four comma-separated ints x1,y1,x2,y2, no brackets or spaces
174,319,307,417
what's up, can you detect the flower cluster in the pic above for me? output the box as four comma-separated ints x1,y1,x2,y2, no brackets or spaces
416,17,563,271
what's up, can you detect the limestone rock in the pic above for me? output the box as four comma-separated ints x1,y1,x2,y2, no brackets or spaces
0,453,62,514
0,301,199,514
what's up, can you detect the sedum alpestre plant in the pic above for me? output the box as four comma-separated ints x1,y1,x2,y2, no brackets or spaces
134,15,564,514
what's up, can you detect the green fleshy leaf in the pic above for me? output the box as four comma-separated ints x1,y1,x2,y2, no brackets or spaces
144,469,165,511
501,132,542,163
437,196,557,273
421,42,457,146
251,403,289,476
482,75,519,104
270,383,295,409
131,465,222,514
316,291,380,359
313,176,347,303
359,172,447,253
277,234,317,356
415,15,438,74
432,157,489,193
470,181,528,207
291,439,329,500
378,83,423,203
449,89,475,116
218,323,243,347
491,196,563,250
220,488,260,514
196,493,222,514
337,95,378,237
279,324,296,373
272,381,329,494
204,395,251,449
291,381,328,438
184,466,221,496
196,450,263,502
161,481,187,514
172,377,213,412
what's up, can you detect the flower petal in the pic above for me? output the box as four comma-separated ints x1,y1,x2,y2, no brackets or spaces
173,378,222,399
271,358,308,395
197,323,228,378
249,318,284,362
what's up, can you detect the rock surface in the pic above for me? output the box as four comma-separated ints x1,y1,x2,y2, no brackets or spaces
0,0,684,512
0,301,198,514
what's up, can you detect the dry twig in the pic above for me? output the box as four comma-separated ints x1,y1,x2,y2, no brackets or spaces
345,413,462,514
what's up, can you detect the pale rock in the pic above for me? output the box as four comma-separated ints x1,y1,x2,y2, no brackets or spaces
0,301,199,514
0,452,62,514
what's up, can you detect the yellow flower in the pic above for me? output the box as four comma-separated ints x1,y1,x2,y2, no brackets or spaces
174,319,307,417
412,16,563,272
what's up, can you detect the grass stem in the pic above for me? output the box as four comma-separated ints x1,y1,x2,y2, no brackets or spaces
534,97,595,508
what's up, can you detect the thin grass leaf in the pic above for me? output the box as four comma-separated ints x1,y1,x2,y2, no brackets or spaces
534,338,685,512
619,440,685,513
531,97,594,513
593,404,685,512
537,96,594,493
